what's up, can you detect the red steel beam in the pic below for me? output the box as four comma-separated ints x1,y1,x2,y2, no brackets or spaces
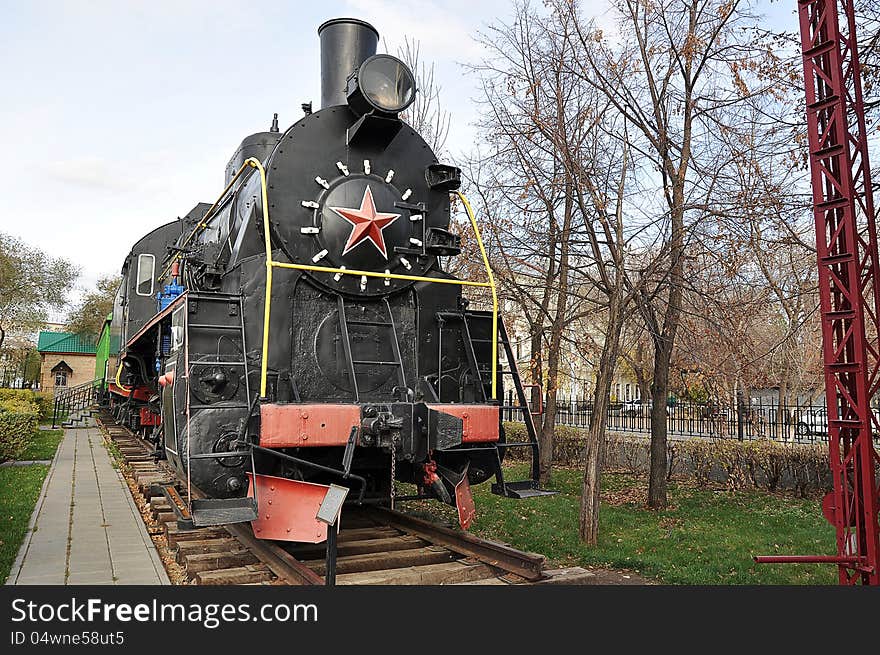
790,0,880,585
755,555,862,565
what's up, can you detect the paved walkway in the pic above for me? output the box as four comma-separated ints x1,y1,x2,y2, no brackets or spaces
7,427,169,585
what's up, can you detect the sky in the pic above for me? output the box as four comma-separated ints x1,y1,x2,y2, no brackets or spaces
0,0,795,319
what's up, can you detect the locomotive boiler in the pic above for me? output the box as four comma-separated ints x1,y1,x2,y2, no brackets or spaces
106,17,550,542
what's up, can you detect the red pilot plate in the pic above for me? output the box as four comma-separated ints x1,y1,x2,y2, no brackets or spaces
247,473,330,543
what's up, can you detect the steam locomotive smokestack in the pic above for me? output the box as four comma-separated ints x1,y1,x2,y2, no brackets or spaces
318,18,379,109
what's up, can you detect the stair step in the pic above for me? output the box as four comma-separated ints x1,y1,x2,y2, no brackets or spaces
820,252,854,265
471,338,511,346
492,480,557,499
825,310,856,321
817,196,848,210
190,497,258,527
813,143,845,159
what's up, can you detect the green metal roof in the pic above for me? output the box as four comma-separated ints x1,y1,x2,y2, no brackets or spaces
36,331,97,355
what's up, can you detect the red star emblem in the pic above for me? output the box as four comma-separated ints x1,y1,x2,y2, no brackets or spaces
329,186,401,259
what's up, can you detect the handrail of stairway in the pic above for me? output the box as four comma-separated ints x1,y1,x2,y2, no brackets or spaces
51,377,105,429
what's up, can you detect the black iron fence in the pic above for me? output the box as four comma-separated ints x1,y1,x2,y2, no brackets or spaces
501,392,880,444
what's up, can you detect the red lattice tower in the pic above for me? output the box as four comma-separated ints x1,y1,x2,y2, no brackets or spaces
758,0,880,584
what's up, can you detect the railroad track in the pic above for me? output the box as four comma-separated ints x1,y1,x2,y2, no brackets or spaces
96,411,593,585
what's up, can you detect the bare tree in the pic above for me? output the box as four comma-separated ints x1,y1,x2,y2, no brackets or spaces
66,274,122,340
467,2,640,542
465,4,584,484
468,0,801,535
619,317,653,403
394,37,452,157
680,53,822,411
565,0,770,507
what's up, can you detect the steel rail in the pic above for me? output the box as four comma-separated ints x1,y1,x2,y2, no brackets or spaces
367,506,545,581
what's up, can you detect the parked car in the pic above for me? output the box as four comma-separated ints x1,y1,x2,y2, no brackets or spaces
620,400,648,417
620,400,671,417
794,407,828,437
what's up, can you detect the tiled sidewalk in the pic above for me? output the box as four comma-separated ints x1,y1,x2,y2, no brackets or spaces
7,427,169,585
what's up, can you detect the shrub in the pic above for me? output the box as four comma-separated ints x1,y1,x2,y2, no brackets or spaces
500,421,833,496
0,389,53,421
784,443,829,497
714,440,751,490
666,441,680,481
746,440,787,491
604,432,623,469
0,399,39,461
619,439,646,474
679,439,715,486
502,422,589,466
32,392,54,422
0,389,35,403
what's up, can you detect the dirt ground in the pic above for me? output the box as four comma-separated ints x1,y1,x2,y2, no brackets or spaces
586,567,655,584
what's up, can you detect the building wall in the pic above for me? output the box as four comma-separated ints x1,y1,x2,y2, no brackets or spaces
505,322,639,402
39,353,97,394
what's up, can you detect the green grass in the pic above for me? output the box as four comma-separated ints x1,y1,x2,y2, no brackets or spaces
0,464,50,582
0,428,63,581
19,429,63,461
104,438,123,469
404,464,838,585
40,412,67,427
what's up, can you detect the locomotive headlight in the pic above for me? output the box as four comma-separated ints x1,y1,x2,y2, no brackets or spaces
347,54,416,116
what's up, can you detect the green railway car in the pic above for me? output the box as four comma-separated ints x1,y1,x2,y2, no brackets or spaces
94,312,117,391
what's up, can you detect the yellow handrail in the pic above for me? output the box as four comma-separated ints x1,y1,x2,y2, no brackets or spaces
114,362,132,392
456,191,499,399
210,157,500,400
254,158,274,398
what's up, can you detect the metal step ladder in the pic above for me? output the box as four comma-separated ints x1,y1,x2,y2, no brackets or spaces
337,295,407,402
436,310,489,403
184,291,257,526
437,310,554,499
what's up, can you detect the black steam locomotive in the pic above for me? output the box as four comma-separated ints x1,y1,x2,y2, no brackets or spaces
107,17,548,542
